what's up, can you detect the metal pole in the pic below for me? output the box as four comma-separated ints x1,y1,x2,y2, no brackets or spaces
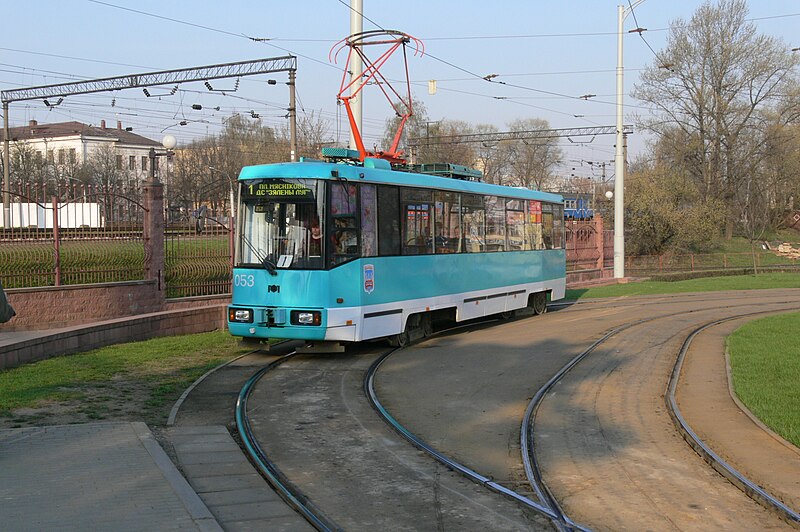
614,4,625,279
349,0,363,151
148,147,157,182
3,101,10,229
289,69,297,162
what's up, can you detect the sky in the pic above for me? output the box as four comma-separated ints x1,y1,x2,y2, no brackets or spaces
2,0,798,181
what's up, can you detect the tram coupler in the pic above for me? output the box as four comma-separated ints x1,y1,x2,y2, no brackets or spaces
296,341,345,354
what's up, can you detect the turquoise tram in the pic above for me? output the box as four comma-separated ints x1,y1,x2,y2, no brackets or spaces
227,156,566,348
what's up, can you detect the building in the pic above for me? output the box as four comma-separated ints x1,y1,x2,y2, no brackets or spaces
1,119,162,182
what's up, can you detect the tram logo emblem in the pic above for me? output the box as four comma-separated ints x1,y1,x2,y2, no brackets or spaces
363,264,375,294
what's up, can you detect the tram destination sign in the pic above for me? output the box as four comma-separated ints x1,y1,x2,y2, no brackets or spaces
243,180,314,201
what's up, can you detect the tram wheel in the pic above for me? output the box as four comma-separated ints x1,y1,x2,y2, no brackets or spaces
388,330,409,347
531,292,548,315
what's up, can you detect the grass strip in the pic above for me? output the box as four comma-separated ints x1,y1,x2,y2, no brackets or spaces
566,272,800,300
727,312,800,447
0,330,249,427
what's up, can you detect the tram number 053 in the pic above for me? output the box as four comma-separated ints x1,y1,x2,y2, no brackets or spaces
234,274,255,287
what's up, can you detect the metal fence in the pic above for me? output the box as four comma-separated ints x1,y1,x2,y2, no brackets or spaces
1,183,146,289
165,207,234,298
1,183,235,298
624,251,800,274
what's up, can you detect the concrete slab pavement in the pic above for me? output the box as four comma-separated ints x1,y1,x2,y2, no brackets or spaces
0,422,221,532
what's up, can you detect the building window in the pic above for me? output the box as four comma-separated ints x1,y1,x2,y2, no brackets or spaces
47,150,54,164
68,148,76,164
116,155,123,170
58,149,66,164
129,155,136,170
141,156,148,171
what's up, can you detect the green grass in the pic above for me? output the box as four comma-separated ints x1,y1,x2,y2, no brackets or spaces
566,272,800,300
727,312,800,447
0,331,249,426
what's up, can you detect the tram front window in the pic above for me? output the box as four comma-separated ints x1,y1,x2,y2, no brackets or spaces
236,179,325,270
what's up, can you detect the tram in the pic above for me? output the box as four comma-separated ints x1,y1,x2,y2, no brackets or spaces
227,154,566,349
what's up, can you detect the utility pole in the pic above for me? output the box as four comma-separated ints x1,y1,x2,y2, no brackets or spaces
289,69,297,162
349,0,363,151
614,0,644,279
614,3,626,279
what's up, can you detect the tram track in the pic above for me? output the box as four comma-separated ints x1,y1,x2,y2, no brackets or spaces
524,298,800,530
227,292,800,530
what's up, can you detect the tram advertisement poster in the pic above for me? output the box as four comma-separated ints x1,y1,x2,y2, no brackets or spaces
243,180,314,201
363,264,375,294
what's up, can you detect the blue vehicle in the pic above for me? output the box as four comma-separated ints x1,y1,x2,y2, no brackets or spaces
561,192,594,220
227,156,566,349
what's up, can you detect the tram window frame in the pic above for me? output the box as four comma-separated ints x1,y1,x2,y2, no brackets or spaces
552,204,565,249
461,193,485,253
485,196,506,252
401,187,433,255
327,181,360,267
434,190,461,254
506,199,525,251
360,184,378,257
377,185,401,256
541,203,555,249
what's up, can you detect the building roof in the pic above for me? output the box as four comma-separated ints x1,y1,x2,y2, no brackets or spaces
1,120,161,147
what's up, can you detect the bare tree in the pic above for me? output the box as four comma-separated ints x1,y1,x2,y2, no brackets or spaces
501,118,562,190
633,0,799,239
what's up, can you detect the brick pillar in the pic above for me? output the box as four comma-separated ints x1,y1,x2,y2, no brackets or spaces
143,181,165,294
595,214,604,270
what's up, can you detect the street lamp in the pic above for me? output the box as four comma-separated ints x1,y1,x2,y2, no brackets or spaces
614,1,645,279
148,134,177,183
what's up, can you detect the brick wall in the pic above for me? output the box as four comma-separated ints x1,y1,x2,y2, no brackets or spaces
0,305,228,370
3,281,162,331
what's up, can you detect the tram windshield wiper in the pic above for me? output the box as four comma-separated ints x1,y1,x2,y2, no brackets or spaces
240,233,278,276
262,257,278,276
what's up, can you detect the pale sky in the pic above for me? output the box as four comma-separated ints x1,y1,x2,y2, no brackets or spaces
2,0,798,180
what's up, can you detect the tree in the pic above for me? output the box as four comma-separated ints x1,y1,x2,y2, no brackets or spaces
633,0,799,239
500,118,562,190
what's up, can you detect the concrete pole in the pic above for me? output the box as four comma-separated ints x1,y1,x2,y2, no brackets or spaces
614,4,626,279
349,0,363,151
3,101,10,229
289,69,297,162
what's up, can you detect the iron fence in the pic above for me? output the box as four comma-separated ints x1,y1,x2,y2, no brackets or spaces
164,207,234,298
1,183,146,289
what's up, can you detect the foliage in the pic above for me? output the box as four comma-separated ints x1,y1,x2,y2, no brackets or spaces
728,312,800,447
632,0,799,239
625,160,725,254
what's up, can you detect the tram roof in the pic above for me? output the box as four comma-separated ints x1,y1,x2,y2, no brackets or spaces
238,160,563,203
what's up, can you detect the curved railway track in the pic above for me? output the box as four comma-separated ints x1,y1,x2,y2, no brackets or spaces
229,292,800,530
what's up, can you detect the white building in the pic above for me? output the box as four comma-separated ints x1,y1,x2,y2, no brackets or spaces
2,119,162,181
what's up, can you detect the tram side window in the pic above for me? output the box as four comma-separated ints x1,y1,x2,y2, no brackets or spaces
401,188,433,255
552,204,564,249
361,184,378,257
485,196,506,252
541,203,555,249
506,199,525,251
526,200,544,250
434,190,461,253
328,182,359,266
377,186,400,256
462,194,485,253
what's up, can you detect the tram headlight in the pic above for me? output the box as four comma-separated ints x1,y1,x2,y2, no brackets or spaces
291,310,321,326
229,308,253,323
